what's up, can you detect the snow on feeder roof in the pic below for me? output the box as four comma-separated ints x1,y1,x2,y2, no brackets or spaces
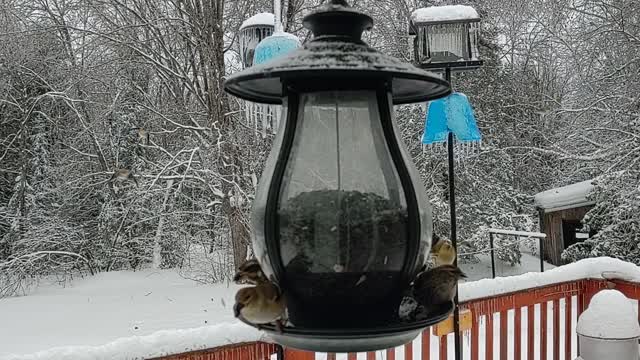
239,13,276,69
411,5,479,25
534,179,595,212
240,12,276,30
409,5,482,71
577,289,640,339
253,31,301,66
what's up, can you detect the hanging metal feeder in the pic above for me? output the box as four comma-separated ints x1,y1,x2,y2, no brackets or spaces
225,0,451,352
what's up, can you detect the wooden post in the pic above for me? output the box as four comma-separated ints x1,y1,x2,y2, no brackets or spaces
538,208,546,271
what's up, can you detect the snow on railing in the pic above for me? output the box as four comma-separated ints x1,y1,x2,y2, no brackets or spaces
3,322,267,360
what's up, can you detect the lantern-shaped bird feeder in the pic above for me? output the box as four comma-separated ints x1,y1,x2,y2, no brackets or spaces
239,13,275,69
409,5,482,70
225,1,451,352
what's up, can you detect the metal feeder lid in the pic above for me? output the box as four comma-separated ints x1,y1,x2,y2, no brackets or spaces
577,289,640,340
224,1,451,105
253,32,301,66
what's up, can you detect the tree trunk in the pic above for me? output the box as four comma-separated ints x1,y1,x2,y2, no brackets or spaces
153,180,174,269
198,0,250,270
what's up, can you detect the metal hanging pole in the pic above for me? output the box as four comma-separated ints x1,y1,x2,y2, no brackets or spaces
445,67,463,360
489,232,496,278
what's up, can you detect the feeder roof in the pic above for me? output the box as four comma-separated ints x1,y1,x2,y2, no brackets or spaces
226,4,450,105
411,5,480,25
533,180,595,212
253,32,301,66
240,13,275,30
577,290,640,339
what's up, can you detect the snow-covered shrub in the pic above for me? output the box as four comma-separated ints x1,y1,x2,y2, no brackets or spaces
562,171,640,264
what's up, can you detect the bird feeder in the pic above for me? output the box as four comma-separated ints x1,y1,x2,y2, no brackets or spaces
409,5,482,71
239,13,275,69
246,2,301,138
225,0,451,352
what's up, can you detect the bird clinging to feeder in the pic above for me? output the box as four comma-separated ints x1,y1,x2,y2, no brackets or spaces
234,282,286,330
412,265,466,318
431,237,456,267
233,258,269,285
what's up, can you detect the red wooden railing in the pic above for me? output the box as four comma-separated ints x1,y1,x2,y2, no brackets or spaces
157,278,637,360
150,342,278,360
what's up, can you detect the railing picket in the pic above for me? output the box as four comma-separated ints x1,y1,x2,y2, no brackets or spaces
471,313,479,360
541,301,548,360
514,307,521,360
553,299,560,360
405,342,414,360
499,311,507,360
527,304,535,360
439,334,447,360
387,348,396,360
486,314,494,360
565,297,572,360
423,330,431,360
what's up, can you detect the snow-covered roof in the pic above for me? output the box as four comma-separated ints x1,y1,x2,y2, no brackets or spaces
411,5,480,24
533,179,595,212
577,290,640,339
240,13,275,30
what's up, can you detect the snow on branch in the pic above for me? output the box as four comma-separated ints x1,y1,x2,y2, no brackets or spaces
0,251,90,268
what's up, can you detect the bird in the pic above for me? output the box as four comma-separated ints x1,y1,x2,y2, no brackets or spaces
137,128,149,145
431,237,456,267
233,259,268,285
234,283,286,329
110,168,138,187
411,265,466,318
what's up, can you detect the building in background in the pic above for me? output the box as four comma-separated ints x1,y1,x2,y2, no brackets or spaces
534,180,596,265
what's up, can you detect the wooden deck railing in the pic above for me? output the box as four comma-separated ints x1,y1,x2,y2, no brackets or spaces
150,342,279,360
157,278,637,360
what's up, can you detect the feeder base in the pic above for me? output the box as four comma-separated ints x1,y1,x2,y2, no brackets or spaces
240,301,453,352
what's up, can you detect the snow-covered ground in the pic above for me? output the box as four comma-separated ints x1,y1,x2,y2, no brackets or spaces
0,270,262,359
460,252,555,282
2,257,639,360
